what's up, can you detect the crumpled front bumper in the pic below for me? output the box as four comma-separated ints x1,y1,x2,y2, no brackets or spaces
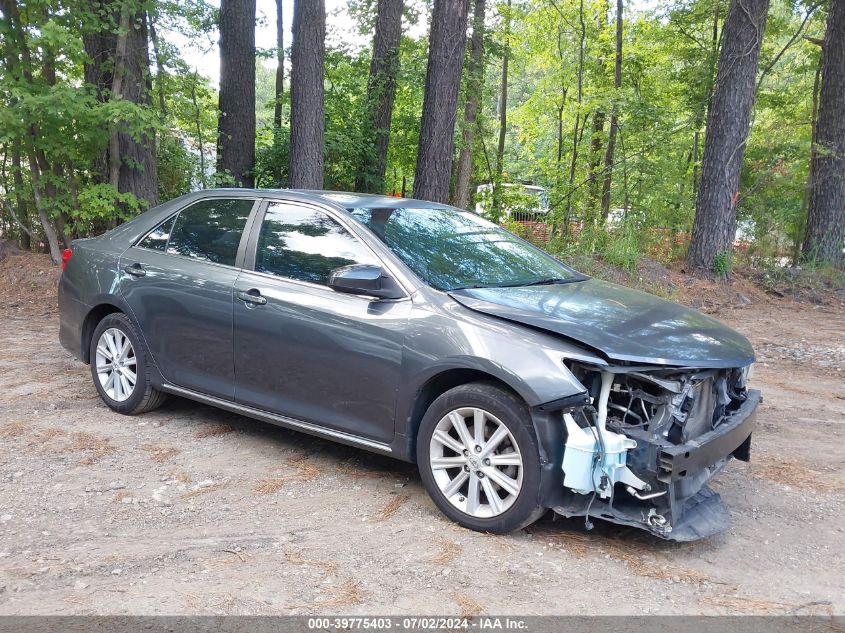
657,389,759,483
651,388,760,541
545,389,761,541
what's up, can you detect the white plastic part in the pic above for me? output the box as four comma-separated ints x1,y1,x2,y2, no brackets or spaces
561,371,648,498
595,370,613,434
562,413,602,494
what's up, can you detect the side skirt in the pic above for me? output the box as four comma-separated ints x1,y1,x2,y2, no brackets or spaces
159,383,395,457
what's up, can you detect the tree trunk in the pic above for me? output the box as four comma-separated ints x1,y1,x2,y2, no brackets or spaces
555,28,567,169
24,144,62,264
148,16,167,118
491,0,511,218
619,126,629,213
11,139,31,251
803,0,845,268
413,0,470,203
82,23,114,189
191,72,208,189
587,110,606,211
273,0,286,185
289,0,326,189
109,8,131,191
274,0,285,129
684,0,721,202
564,0,586,228
37,31,73,248
686,0,769,276
795,49,822,266
119,8,158,206
600,0,622,221
83,1,159,208
556,103,565,165
586,0,608,211
217,0,256,188
693,0,722,198
451,0,487,209
356,0,404,194
1,0,62,261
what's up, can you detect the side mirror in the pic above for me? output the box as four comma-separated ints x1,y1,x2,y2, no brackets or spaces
328,264,404,300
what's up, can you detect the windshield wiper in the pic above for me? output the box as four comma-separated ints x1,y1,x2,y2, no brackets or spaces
518,276,584,287
449,275,586,292
448,283,494,291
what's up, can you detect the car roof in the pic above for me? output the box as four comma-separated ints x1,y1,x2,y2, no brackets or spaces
193,188,449,211
98,188,455,248
290,189,458,211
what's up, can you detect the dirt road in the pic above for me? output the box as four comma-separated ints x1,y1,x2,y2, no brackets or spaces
0,261,843,615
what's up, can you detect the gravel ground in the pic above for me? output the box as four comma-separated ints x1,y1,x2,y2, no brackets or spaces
0,284,843,615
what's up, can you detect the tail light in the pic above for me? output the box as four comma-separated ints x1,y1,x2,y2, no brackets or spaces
61,248,73,271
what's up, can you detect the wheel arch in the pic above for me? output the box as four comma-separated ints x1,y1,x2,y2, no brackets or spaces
400,365,530,463
80,302,125,364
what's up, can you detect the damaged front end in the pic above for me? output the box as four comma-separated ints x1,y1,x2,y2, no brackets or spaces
548,363,760,541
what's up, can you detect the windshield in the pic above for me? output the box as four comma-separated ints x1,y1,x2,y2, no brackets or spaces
348,206,581,291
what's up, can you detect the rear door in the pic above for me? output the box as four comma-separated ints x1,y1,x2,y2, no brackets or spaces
232,200,411,443
119,196,258,400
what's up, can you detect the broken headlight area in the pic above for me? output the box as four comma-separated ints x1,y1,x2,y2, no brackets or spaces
552,362,759,541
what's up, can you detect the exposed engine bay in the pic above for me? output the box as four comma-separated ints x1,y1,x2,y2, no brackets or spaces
553,362,759,541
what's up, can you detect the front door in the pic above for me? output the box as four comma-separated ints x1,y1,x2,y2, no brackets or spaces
119,197,257,399
233,201,410,443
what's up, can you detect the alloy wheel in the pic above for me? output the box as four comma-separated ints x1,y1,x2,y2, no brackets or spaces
95,327,137,402
428,407,524,518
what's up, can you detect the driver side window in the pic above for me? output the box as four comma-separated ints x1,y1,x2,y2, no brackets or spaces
255,203,376,286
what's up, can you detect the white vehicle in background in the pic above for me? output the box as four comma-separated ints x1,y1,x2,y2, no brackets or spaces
474,182,550,218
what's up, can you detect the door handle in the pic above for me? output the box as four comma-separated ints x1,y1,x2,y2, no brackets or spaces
123,264,146,277
236,289,267,305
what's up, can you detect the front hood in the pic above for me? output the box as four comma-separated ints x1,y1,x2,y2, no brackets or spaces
450,279,754,368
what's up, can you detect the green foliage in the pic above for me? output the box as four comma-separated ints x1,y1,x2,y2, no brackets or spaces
0,0,194,253
157,132,196,201
0,0,829,278
384,35,429,195
714,250,732,277
602,226,641,272
76,184,145,225
324,46,370,190
502,217,530,239
252,27,429,195
255,127,290,188
152,32,218,195
463,0,826,273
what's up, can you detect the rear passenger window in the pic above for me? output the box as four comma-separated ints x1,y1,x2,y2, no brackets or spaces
166,198,254,266
137,215,176,251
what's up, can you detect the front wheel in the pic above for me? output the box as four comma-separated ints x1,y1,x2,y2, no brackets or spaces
89,312,167,415
417,382,546,534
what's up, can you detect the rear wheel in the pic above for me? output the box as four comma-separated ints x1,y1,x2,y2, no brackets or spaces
417,382,545,533
89,312,167,415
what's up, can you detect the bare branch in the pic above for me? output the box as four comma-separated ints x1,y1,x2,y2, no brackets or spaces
0,196,36,240
757,2,822,92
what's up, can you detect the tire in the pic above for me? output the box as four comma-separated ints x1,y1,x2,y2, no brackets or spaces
89,312,167,415
417,382,546,534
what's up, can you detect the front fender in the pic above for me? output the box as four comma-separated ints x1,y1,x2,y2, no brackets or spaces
405,351,586,410
395,298,601,448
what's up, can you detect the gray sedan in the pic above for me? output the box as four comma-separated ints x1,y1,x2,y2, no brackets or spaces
58,189,759,540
